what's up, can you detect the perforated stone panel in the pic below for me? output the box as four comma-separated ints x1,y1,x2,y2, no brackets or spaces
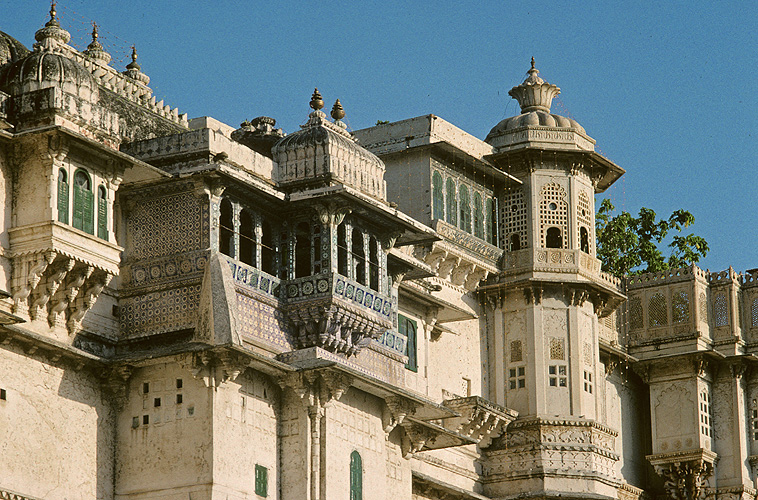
501,187,528,250
577,190,593,253
549,337,565,360
510,340,523,362
539,182,567,248
629,297,643,330
648,293,667,327
672,291,690,324
120,284,201,338
714,293,728,327
699,292,708,324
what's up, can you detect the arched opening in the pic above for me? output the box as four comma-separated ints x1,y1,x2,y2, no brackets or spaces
546,227,562,248
97,185,107,240
369,237,379,292
352,229,366,285
72,169,94,234
261,221,275,275
459,184,471,233
473,192,483,239
239,209,255,266
313,223,322,274
510,233,521,251
580,227,589,254
432,171,444,220
57,168,68,224
445,178,457,226
295,221,311,278
219,198,234,257
350,450,363,500
337,222,348,276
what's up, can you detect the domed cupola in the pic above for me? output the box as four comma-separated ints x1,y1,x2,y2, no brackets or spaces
0,31,30,67
0,3,97,99
83,22,111,66
272,89,387,201
122,45,150,86
485,58,593,151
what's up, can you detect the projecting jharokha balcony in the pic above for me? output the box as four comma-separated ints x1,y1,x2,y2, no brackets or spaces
225,257,393,356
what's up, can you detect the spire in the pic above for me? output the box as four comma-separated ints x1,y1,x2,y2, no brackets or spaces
84,21,111,65
34,0,71,50
122,45,150,85
508,57,560,113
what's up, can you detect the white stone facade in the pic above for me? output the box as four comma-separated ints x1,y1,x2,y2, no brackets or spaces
0,10,755,500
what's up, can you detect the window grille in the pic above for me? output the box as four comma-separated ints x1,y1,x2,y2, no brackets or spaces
649,293,667,327
577,191,592,254
501,188,527,250
97,185,108,240
583,370,593,394
446,178,457,226
432,171,444,221
699,292,708,324
399,314,417,372
714,293,728,327
459,184,471,233
510,340,523,362
508,366,526,389
629,297,643,329
752,297,758,327
699,391,713,438
548,365,567,387
549,338,565,360
473,192,484,239
255,464,268,497
539,182,567,248
672,291,690,323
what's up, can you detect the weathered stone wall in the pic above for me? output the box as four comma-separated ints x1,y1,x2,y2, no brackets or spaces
0,345,114,500
115,359,212,499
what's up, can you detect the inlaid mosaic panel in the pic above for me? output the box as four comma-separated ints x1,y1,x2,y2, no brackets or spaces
120,284,201,337
125,250,208,288
127,191,207,260
237,293,294,350
377,330,406,355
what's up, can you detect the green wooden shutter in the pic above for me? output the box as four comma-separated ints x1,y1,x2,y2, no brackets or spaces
57,170,68,224
82,188,94,234
255,464,268,497
350,451,362,500
97,187,107,240
432,171,444,220
400,314,418,372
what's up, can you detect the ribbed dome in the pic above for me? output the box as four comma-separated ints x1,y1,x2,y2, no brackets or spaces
0,50,97,98
0,31,30,67
486,110,585,141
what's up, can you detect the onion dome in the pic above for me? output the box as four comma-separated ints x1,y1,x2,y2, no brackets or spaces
122,45,149,85
272,89,386,200
0,31,30,67
34,1,71,51
83,22,111,65
486,58,585,143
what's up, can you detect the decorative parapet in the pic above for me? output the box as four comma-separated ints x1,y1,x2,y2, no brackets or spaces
626,264,709,290
708,266,742,286
442,396,518,448
647,449,717,500
432,219,503,266
226,258,281,301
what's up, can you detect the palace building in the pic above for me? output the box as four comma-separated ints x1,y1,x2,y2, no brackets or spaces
1,6,757,500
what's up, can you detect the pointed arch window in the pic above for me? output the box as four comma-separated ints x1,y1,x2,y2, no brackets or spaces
432,171,444,220
57,168,68,224
73,169,94,234
473,192,484,239
445,178,457,226
97,185,108,240
459,184,471,233
546,227,562,249
350,451,363,500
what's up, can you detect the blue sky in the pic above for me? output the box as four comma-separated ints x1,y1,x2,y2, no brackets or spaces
4,1,756,273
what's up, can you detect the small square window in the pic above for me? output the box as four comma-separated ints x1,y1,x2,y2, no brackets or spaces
154,398,161,407
176,379,183,389
509,368,516,378
176,394,183,404
559,378,567,387
549,366,556,375
518,379,525,388
509,380,516,389
558,366,567,376
518,367,525,377
143,415,149,425
132,417,139,428
143,382,149,394
549,378,557,387
0,388,6,400
188,406,195,416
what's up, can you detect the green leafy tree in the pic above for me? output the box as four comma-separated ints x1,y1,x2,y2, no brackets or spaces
595,199,709,277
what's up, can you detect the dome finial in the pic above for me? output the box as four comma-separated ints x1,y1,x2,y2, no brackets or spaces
331,99,345,121
91,21,98,42
123,44,149,85
531,56,535,69
35,0,70,49
508,59,560,113
126,45,140,70
48,1,58,26
84,20,111,64
310,88,324,111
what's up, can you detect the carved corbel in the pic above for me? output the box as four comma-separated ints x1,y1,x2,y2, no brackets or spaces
423,249,447,275
49,264,93,328
194,174,225,201
437,255,460,281
652,458,715,500
604,358,620,377
12,251,56,315
523,286,543,305
30,257,74,320
694,356,710,378
400,421,436,458
42,133,70,162
314,201,352,227
464,266,488,291
319,370,352,404
216,350,249,383
729,361,748,379
383,395,417,435
68,271,113,335
592,294,607,315
102,365,133,409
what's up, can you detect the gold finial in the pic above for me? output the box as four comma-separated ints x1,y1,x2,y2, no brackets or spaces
126,45,141,70
91,21,98,41
331,99,345,121
531,56,535,70
310,88,324,111
50,1,57,21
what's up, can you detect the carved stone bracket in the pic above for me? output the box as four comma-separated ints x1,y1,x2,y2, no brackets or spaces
314,201,352,227
400,421,437,458
68,271,113,335
11,251,56,315
648,450,718,500
443,396,518,449
49,264,93,329
30,257,73,320
190,350,249,388
383,395,418,435
101,365,133,409
278,368,353,411
524,286,543,305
